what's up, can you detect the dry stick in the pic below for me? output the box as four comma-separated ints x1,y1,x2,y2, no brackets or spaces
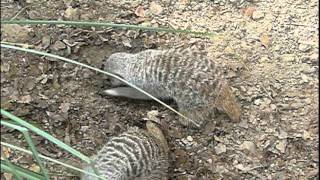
0,44,199,127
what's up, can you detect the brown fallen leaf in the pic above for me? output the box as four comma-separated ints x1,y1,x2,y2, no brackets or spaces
260,33,270,47
242,7,256,18
135,6,145,17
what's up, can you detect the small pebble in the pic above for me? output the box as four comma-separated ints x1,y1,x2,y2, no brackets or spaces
186,136,193,142
282,54,295,62
270,104,277,110
215,143,227,154
52,40,66,51
298,43,312,52
252,10,265,20
64,6,79,20
240,141,256,154
275,140,287,153
149,2,163,15
278,129,288,139
301,73,309,82
254,98,262,105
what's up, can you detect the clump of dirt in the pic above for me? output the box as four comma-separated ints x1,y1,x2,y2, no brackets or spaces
1,0,318,179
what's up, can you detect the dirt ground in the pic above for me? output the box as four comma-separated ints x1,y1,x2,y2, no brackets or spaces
1,0,319,179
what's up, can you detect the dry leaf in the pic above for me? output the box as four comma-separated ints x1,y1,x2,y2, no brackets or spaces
243,7,256,18
260,33,270,47
135,6,145,17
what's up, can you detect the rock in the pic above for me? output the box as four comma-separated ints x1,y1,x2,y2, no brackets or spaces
278,129,288,139
186,136,193,142
282,54,296,62
252,10,265,20
207,159,212,164
275,140,287,153
64,6,79,20
240,141,256,154
305,98,312,104
300,73,309,82
302,130,312,140
260,56,270,62
215,143,226,154
59,102,71,113
52,41,66,51
308,53,318,63
290,102,304,109
234,164,250,172
298,43,312,52
254,98,262,105
303,66,317,74
149,2,163,15
41,35,51,49
270,104,277,110
1,62,10,73
240,86,246,92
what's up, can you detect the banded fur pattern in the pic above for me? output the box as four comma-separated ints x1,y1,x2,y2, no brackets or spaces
82,127,168,180
104,48,241,127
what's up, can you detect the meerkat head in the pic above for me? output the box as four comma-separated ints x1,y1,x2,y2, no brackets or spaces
104,52,134,86
104,52,132,77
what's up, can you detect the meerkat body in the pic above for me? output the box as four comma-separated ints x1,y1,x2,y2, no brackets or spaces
104,48,241,127
82,123,169,180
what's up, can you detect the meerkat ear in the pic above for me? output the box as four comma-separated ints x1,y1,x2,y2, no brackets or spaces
103,87,154,100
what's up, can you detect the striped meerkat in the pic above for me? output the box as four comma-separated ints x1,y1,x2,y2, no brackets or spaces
81,122,169,180
103,48,241,127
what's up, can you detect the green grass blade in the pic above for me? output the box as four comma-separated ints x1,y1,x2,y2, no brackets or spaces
0,44,198,127
1,120,49,179
22,131,50,179
0,109,91,163
1,120,28,132
0,20,215,37
1,160,45,180
1,142,106,180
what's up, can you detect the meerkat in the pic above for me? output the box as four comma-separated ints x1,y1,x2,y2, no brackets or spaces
81,122,169,180
103,48,241,127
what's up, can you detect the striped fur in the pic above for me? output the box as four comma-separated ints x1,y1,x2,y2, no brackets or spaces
82,127,168,180
104,48,241,127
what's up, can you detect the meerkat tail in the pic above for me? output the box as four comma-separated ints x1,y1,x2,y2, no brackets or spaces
104,87,156,100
